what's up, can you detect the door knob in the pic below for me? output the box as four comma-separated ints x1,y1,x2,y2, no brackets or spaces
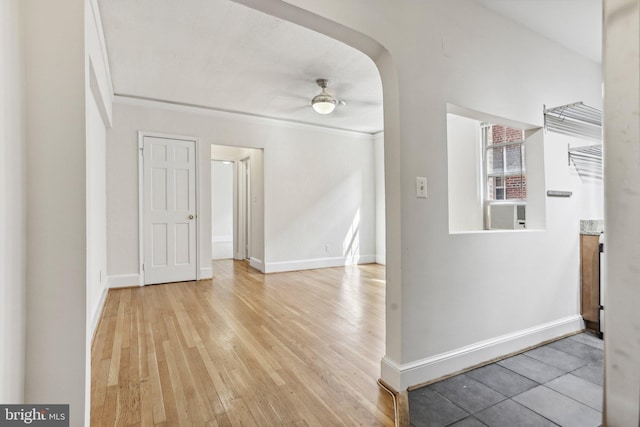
189,214,194,220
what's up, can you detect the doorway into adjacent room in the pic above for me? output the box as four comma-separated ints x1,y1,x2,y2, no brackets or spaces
210,144,262,271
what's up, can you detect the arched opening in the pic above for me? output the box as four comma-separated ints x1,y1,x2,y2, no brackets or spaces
93,0,402,424
228,0,402,388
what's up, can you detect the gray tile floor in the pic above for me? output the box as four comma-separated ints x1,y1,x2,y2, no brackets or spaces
409,332,603,427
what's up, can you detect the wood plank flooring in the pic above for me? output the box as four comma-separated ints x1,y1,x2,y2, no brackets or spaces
91,260,395,426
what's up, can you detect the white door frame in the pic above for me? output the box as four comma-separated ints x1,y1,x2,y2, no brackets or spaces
237,156,251,260
138,131,201,286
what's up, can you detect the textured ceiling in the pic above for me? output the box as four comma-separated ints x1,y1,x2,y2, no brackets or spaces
98,0,601,134
98,0,384,133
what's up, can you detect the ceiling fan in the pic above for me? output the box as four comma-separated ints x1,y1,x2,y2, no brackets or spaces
311,79,345,114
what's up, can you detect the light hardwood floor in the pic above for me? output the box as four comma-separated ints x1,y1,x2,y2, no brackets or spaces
91,260,395,426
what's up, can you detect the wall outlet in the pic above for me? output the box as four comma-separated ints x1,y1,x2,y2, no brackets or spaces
416,177,427,198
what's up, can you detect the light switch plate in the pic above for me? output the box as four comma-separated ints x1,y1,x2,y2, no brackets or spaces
416,177,427,198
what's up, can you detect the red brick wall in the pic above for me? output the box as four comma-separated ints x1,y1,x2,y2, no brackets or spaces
489,125,524,144
506,175,526,199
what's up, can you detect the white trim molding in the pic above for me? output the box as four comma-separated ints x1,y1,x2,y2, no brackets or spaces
114,95,380,137
381,315,584,391
249,257,265,273
264,255,376,274
90,287,109,340
107,274,141,289
199,267,213,279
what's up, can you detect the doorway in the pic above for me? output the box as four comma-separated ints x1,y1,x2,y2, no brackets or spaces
210,144,262,271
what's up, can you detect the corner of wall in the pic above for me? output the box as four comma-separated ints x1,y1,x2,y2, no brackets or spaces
381,356,403,392
90,287,109,341
199,267,213,279
249,257,265,273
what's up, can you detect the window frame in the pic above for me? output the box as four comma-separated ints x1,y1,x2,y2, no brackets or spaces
480,122,527,205
481,123,527,229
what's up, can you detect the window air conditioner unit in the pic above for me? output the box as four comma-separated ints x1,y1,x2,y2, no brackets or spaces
489,204,526,229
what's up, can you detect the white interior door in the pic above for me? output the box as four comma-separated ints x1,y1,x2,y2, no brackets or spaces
143,136,197,284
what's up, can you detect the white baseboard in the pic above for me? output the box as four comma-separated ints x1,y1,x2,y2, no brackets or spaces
264,255,376,273
375,254,386,265
199,266,212,279
381,315,584,391
107,273,140,288
90,287,108,340
249,257,264,272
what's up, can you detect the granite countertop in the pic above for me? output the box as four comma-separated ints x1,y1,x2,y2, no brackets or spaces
580,219,604,235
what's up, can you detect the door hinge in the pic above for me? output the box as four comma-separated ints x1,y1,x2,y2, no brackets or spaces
142,263,145,271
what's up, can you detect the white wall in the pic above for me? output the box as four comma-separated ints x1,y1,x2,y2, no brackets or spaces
0,0,26,404
545,133,604,222
603,0,640,423
262,123,376,272
374,132,386,264
240,0,603,391
86,90,108,333
211,161,234,259
249,148,264,267
447,114,483,232
106,99,377,282
553,134,604,220
24,0,88,423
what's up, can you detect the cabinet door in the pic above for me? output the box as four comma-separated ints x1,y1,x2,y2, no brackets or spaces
580,234,600,326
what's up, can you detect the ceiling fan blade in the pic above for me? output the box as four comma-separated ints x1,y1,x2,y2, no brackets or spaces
342,99,380,109
278,104,311,114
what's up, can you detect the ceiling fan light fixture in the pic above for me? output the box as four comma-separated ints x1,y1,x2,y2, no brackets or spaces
311,79,337,114
311,94,337,114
